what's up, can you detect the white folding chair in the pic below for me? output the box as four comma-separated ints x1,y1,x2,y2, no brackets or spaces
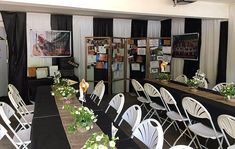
92,83,105,106
90,80,104,100
160,87,190,147
105,93,125,122
174,74,188,83
131,79,150,111
0,103,31,149
198,79,208,89
218,114,235,148
182,97,223,149
118,105,142,132
143,83,166,123
8,91,33,125
170,145,193,149
8,84,34,114
131,119,164,149
212,83,227,92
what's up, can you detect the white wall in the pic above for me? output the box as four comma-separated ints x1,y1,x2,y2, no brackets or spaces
227,4,235,83
0,0,229,19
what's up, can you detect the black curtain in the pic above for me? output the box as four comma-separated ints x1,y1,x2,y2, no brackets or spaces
131,19,147,37
183,18,202,78
93,18,113,37
1,12,29,103
216,21,228,84
51,14,73,66
161,19,172,37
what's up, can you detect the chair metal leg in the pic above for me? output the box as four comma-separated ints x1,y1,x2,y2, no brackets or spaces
149,109,162,123
143,108,152,120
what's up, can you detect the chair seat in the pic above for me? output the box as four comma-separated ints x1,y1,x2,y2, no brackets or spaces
188,123,223,139
150,102,165,111
170,145,193,149
20,114,33,124
13,128,31,145
167,111,188,121
18,105,34,113
228,144,235,149
137,97,149,103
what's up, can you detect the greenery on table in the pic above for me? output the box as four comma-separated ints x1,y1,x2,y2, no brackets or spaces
220,83,235,99
158,72,171,81
51,85,78,98
64,105,97,133
82,132,118,149
186,78,200,88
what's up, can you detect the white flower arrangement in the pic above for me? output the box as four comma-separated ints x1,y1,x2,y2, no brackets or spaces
64,105,97,133
82,133,118,149
51,86,78,98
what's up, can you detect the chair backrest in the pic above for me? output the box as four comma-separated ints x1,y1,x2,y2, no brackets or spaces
218,114,235,146
174,75,188,83
160,87,177,110
97,83,105,106
144,83,167,108
90,80,104,99
198,79,208,89
182,97,211,120
105,93,125,122
132,119,164,149
8,84,19,95
131,79,146,97
119,105,142,131
212,83,227,92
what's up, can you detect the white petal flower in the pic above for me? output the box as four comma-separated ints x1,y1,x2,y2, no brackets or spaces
86,126,90,130
96,135,103,141
109,141,116,147
98,144,107,149
75,111,79,114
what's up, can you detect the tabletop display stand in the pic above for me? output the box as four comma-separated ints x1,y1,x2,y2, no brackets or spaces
146,37,172,79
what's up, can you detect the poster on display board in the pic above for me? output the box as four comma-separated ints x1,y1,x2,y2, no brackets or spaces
30,30,71,57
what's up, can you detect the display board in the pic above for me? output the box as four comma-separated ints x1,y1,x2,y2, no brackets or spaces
146,37,172,79
172,33,199,60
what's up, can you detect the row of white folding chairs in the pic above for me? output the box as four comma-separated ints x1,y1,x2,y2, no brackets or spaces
90,80,105,106
104,92,164,149
0,102,31,149
131,79,227,148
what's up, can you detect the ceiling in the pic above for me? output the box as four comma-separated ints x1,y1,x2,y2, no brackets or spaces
198,0,235,4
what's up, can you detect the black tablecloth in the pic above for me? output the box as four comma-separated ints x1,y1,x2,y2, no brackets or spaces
31,86,142,149
33,86,59,118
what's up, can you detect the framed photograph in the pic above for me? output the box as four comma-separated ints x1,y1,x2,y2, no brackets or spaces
30,30,71,57
36,67,48,79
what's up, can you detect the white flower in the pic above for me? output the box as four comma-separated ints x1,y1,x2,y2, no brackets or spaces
51,92,55,96
98,144,107,149
86,126,90,130
75,111,79,114
84,107,89,111
91,115,95,119
90,125,93,129
93,118,97,122
96,135,103,141
109,141,116,147
62,93,66,96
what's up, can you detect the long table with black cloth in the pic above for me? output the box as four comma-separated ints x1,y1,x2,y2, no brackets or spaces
31,85,145,149
145,79,235,129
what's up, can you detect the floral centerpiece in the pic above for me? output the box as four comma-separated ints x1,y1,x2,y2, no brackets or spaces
82,133,118,149
158,72,171,81
51,85,78,101
186,78,200,88
64,105,97,133
220,83,235,100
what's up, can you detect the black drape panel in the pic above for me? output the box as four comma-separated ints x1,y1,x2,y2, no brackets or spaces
1,12,28,103
216,21,228,84
161,19,172,37
51,14,73,67
131,19,147,37
93,18,113,37
183,18,202,78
